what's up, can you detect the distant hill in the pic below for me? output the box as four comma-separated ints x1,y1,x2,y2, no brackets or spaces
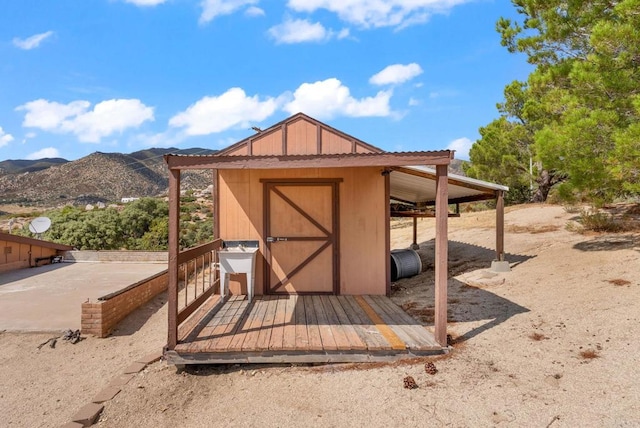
449,159,467,176
0,148,216,206
0,158,69,174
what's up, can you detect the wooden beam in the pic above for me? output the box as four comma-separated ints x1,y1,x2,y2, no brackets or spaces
167,168,181,350
165,151,453,170
422,193,496,206
434,164,448,346
212,169,219,240
384,172,391,297
281,123,287,155
316,123,322,154
496,190,505,261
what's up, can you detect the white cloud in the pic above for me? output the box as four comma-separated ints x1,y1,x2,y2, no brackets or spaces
245,6,265,16
370,63,423,86
12,31,54,50
123,0,167,5
283,78,392,119
337,28,350,39
200,0,259,24
26,147,60,160
408,97,420,106
169,88,278,135
269,18,330,44
287,0,467,29
0,127,15,148
269,18,351,44
446,137,473,160
16,98,154,143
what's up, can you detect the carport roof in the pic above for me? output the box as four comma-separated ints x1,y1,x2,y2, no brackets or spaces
390,165,509,205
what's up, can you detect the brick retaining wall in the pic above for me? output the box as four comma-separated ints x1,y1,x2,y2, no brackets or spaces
81,270,168,337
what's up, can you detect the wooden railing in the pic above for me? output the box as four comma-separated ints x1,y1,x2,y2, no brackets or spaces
175,239,222,325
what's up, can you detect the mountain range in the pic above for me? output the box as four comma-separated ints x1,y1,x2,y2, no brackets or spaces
0,148,216,206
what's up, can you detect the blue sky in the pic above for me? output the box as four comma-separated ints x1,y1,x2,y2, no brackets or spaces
0,0,530,162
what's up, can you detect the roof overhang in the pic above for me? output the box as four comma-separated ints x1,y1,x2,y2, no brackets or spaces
164,151,454,170
0,232,74,250
390,166,509,205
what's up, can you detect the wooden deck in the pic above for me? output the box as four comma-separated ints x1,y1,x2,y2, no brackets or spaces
165,294,445,364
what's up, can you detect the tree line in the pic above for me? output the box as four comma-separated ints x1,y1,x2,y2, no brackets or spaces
465,0,639,205
15,197,212,251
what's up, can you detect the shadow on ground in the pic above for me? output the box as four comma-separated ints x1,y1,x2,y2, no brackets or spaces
0,263,68,286
392,239,531,345
405,239,535,275
109,291,167,337
573,234,639,252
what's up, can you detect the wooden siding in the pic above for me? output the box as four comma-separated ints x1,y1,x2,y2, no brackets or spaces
252,129,283,155
321,128,353,154
225,145,249,156
286,119,317,155
218,167,386,296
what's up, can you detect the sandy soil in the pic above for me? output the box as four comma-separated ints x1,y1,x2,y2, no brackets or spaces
1,204,639,427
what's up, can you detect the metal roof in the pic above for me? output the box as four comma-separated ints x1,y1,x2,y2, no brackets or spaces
390,165,509,205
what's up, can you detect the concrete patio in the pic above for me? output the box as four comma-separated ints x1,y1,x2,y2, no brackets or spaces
0,262,166,332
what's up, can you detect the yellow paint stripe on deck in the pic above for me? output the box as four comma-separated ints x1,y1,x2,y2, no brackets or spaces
354,296,406,351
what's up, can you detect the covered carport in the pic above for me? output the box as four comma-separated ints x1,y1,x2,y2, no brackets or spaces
389,165,509,264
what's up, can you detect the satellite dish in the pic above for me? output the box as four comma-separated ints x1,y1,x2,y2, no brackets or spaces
29,217,52,236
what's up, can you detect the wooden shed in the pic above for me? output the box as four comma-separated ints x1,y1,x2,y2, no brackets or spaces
163,113,507,365
0,232,72,272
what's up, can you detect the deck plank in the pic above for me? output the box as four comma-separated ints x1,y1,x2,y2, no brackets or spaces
338,296,392,351
201,296,244,351
294,295,309,351
241,297,271,351
361,295,416,349
320,296,356,351
327,296,367,350
370,296,440,349
186,295,238,353
177,294,222,344
227,298,263,352
282,296,297,351
255,296,278,351
304,296,324,351
312,295,338,351
268,297,287,350
211,298,250,351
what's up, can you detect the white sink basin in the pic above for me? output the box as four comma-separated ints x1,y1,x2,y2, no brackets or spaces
218,241,259,302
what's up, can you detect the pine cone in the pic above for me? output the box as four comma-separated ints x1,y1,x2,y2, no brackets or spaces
403,376,418,389
425,362,438,375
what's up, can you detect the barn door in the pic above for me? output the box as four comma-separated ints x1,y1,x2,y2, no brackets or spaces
264,180,340,295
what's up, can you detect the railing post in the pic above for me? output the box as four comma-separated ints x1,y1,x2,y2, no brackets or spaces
168,168,180,349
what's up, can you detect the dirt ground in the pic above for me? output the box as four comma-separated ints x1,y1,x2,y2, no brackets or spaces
1,204,639,427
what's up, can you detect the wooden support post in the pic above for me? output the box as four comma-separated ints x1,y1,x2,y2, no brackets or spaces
434,164,449,346
496,190,505,261
212,169,219,240
167,168,181,350
384,172,391,297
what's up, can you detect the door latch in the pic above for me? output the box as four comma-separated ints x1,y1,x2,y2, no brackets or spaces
267,237,288,242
